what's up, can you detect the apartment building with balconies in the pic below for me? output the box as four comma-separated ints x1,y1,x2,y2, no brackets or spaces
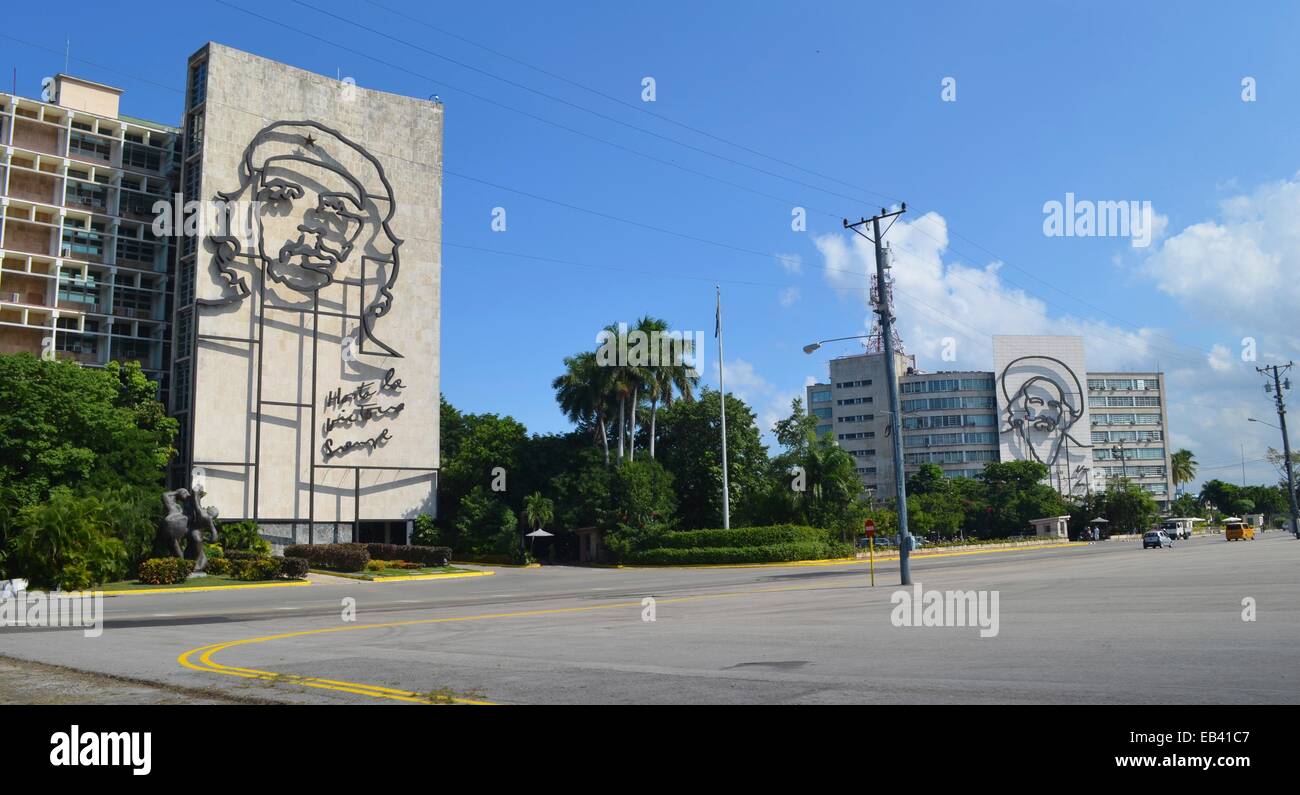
0,75,178,391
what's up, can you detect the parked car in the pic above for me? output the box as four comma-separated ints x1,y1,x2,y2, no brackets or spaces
1142,530,1173,549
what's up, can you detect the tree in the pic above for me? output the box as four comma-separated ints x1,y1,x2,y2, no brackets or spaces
655,389,769,529
0,355,177,508
1170,449,1197,495
766,399,865,540
552,353,613,465
1198,479,1239,519
635,315,699,459
0,354,175,580
979,461,1068,536
437,408,528,538
1101,480,1160,533
523,491,555,532
454,486,518,555
906,463,948,497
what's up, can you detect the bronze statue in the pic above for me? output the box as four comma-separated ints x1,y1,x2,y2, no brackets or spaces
158,488,220,573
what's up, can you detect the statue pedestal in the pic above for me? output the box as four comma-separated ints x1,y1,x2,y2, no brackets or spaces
190,572,209,579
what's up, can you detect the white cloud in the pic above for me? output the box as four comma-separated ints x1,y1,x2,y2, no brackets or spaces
814,210,1161,372
811,205,1292,491
716,358,800,446
778,286,800,308
775,252,803,274
1207,344,1235,372
1142,172,1300,354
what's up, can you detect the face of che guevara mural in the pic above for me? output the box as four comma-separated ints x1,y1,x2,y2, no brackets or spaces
999,355,1089,470
198,120,402,359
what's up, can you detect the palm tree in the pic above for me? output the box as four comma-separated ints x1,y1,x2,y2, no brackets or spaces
522,491,554,556
602,323,647,463
1171,449,1197,496
632,315,700,459
552,352,613,465
523,491,554,532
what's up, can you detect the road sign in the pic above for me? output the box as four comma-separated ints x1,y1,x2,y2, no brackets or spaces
864,519,876,538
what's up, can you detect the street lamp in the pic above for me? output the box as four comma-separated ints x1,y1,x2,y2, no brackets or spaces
802,335,873,355
1248,417,1280,431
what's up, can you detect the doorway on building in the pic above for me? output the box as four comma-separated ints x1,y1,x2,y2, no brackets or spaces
356,521,409,545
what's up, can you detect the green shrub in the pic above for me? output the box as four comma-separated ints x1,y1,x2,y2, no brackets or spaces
365,543,450,567
219,520,271,555
205,557,231,576
366,559,390,572
651,524,833,550
230,557,280,581
412,513,439,546
279,556,309,579
138,557,194,585
283,543,370,572
10,491,128,589
622,540,853,565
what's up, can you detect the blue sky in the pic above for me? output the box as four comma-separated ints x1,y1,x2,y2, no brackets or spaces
6,1,1299,488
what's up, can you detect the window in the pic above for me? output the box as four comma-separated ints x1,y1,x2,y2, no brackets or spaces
58,272,99,306
810,389,831,403
69,131,111,161
837,396,872,405
188,60,208,108
1135,396,1161,407
812,407,831,420
122,142,163,172
838,414,873,423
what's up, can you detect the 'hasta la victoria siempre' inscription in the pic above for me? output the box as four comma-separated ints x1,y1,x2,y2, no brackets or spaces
321,368,406,460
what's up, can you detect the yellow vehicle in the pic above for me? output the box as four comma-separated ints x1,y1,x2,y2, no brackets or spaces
1224,518,1255,542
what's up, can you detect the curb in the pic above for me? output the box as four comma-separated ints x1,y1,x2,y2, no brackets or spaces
371,570,496,584
621,541,1085,570
63,580,314,598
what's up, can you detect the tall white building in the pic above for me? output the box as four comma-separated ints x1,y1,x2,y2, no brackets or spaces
807,335,1174,508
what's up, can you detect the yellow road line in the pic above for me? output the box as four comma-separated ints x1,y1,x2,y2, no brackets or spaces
176,582,834,705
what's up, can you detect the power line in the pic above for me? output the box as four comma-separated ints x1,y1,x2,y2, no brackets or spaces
250,1,1221,364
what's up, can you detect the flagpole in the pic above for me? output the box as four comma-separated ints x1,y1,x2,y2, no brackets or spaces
716,286,731,530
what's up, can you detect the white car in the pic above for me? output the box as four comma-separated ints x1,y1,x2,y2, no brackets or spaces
1142,530,1173,549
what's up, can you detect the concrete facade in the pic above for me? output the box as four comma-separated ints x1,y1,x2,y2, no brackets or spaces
0,76,178,390
170,44,442,536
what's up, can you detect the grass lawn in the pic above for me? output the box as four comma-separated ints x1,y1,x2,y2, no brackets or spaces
95,575,303,592
310,565,473,581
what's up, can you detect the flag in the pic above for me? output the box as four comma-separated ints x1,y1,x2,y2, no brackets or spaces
715,290,721,338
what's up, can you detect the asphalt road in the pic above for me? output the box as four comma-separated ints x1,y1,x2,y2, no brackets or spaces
1,533,1296,704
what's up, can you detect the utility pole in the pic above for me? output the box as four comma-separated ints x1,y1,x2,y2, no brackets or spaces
1111,439,1130,482
845,205,911,584
716,286,730,529
1258,362,1300,539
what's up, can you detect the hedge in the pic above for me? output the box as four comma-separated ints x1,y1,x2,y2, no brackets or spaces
649,524,834,550
283,543,370,572
230,557,280,581
364,543,451,567
138,557,195,585
279,556,309,579
622,540,854,566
